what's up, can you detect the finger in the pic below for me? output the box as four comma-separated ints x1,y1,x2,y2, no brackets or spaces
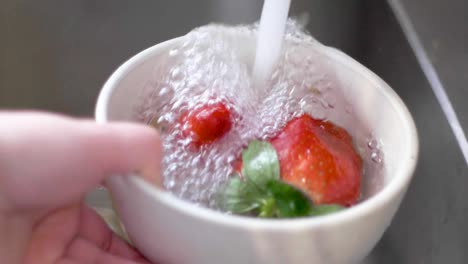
56,258,81,264
79,205,145,260
67,237,151,264
0,111,163,210
95,252,152,264
24,204,150,264
24,205,80,264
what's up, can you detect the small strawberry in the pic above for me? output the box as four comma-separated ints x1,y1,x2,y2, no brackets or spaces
180,102,232,147
270,115,362,206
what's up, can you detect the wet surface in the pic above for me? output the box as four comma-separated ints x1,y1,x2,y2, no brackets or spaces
359,1,468,263
395,0,468,133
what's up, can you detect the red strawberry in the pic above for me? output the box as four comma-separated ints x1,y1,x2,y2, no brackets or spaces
180,102,232,147
269,115,362,206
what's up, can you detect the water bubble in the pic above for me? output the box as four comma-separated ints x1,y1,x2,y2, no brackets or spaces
169,48,179,57
367,139,379,149
172,68,182,78
371,151,383,164
159,87,170,96
133,22,385,209
167,180,176,189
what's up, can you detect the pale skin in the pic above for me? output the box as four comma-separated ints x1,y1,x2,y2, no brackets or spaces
0,111,163,264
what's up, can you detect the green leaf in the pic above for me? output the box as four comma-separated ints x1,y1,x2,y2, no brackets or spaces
258,197,276,218
218,176,263,214
309,204,344,216
265,180,313,218
242,140,280,184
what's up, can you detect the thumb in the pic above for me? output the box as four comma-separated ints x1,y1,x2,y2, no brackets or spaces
0,111,163,211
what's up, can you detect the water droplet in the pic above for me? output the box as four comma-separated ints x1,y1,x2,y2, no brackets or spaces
169,49,179,56
167,180,176,188
368,139,379,149
371,151,383,164
159,87,169,96
171,68,183,80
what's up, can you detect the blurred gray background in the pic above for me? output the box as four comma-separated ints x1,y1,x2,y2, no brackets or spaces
1,1,467,263
0,0,361,116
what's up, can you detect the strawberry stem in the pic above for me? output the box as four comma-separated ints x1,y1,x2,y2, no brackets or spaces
259,197,276,218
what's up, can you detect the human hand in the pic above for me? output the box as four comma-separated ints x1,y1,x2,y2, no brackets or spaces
0,111,162,264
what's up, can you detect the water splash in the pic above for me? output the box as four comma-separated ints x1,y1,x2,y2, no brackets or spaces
133,22,384,209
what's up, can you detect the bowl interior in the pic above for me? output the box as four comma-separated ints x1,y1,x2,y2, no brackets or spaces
97,34,418,207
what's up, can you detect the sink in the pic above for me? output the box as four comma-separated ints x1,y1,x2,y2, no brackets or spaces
1,0,466,263
358,1,468,263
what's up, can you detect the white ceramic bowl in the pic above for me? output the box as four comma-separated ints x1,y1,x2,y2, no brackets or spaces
95,34,418,264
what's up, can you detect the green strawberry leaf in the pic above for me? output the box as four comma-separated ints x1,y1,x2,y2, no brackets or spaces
265,180,313,218
242,140,280,184
309,204,344,216
218,176,263,214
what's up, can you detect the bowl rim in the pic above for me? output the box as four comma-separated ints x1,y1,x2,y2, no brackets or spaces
95,35,419,230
